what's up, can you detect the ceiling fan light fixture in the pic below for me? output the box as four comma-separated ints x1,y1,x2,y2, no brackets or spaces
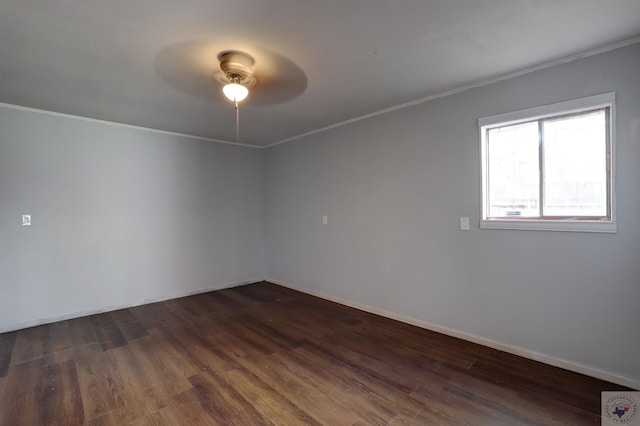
223,82,249,102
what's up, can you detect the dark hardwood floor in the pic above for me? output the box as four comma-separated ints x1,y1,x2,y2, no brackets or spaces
0,281,631,425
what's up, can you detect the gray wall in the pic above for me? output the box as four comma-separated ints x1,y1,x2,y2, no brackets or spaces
265,43,640,385
0,108,264,332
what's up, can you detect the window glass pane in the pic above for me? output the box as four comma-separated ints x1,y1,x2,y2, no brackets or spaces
487,122,540,217
542,110,607,216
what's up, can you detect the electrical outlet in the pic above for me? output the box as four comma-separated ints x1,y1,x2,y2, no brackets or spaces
22,214,31,226
460,217,469,231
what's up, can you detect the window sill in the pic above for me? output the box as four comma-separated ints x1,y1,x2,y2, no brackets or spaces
480,219,617,233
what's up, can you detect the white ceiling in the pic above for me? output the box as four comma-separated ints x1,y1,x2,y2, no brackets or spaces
1,1,639,147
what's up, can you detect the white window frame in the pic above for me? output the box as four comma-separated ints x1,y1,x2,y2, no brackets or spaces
479,93,616,233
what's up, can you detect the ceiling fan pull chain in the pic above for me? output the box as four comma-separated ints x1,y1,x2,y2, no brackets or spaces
235,100,240,143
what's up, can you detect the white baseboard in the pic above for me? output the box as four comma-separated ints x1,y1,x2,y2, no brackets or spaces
268,278,639,390
0,279,260,334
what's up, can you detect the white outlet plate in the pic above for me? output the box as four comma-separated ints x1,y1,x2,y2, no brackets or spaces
22,214,31,226
322,215,328,225
460,217,470,231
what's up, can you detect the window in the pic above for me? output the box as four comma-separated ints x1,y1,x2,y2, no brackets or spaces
479,93,615,233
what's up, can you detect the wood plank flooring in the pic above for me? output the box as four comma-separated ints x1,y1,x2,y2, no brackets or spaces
0,281,632,425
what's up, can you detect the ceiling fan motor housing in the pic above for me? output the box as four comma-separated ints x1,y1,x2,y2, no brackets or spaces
218,51,257,87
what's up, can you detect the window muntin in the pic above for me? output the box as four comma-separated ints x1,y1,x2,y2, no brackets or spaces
479,93,615,233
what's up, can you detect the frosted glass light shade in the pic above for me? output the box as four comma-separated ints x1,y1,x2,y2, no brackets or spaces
223,83,249,102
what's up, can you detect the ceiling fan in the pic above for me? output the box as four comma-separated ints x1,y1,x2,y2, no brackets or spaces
154,42,308,143
213,51,258,142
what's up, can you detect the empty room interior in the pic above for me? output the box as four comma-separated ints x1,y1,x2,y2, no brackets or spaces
1,1,639,425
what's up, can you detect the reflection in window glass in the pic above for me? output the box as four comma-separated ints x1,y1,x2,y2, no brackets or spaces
543,111,607,216
487,122,539,217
